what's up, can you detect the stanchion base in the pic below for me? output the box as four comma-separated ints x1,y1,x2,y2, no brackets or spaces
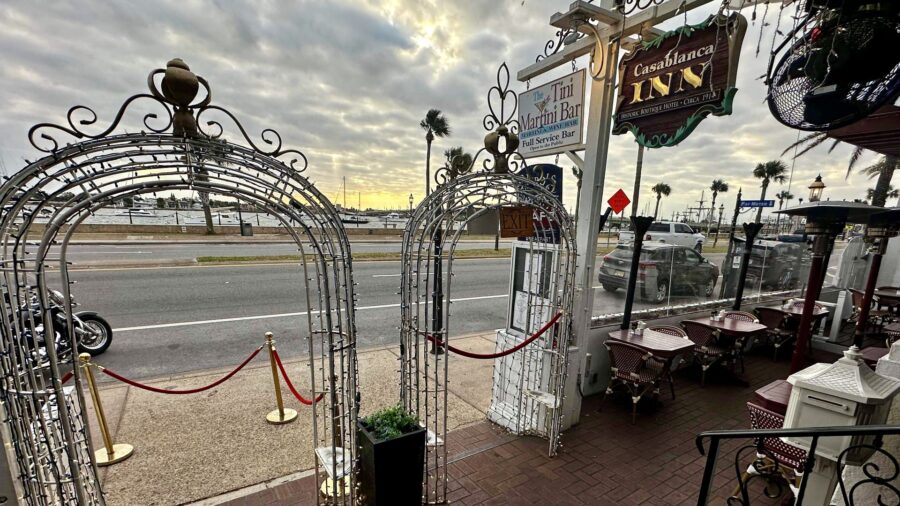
266,408,298,425
95,443,134,467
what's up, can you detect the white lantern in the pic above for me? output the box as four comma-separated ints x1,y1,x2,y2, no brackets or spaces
783,346,900,465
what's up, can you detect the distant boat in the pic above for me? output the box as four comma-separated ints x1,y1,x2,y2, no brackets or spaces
339,212,369,225
115,208,154,217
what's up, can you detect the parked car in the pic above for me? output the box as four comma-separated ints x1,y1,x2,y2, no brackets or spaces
775,229,810,243
721,238,811,295
598,242,720,303
618,221,706,252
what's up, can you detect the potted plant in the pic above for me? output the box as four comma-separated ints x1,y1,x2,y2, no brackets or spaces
357,405,425,505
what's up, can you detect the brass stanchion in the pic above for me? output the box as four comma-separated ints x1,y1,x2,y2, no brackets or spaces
265,332,297,424
79,353,133,466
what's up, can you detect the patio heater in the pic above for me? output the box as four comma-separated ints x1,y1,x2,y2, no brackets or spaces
776,201,885,373
853,208,900,347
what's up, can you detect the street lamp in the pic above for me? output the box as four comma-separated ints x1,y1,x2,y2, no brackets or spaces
808,174,825,203
408,193,414,214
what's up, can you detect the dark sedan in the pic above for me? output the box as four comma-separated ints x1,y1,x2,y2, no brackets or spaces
598,242,720,303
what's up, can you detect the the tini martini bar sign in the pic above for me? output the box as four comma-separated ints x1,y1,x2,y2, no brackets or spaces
614,14,747,148
519,69,586,158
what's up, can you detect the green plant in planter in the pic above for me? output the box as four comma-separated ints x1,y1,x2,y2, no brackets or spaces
361,405,419,441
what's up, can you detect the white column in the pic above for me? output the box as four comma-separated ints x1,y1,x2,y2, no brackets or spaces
564,38,620,428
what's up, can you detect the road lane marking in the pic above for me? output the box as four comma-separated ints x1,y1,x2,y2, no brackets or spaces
113,293,509,332
372,274,402,278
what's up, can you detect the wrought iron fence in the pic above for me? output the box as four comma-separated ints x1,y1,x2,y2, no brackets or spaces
695,424,900,505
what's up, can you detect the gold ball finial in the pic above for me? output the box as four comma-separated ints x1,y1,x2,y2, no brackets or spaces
78,352,92,363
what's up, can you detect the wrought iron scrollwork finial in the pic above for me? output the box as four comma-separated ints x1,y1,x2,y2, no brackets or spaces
536,28,585,62
26,58,308,172
482,63,522,174
614,0,666,16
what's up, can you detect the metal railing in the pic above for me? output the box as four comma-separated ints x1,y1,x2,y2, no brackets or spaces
695,424,900,505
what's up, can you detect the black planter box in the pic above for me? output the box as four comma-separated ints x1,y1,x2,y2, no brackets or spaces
357,421,426,506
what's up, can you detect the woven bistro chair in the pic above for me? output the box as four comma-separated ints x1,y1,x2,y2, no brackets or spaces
646,325,689,398
731,402,808,503
723,310,759,323
681,320,730,386
849,288,891,334
755,307,795,361
602,340,668,424
887,328,900,349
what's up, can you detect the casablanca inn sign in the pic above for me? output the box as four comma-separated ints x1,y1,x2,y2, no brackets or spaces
613,14,747,148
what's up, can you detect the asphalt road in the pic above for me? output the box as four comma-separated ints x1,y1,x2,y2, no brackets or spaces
61,240,513,265
71,253,731,380
63,244,841,381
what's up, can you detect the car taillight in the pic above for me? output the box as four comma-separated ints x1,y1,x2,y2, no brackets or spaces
600,255,610,267
638,261,656,280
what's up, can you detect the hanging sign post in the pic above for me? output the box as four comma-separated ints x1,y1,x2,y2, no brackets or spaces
519,69,586,158
613,13,747,148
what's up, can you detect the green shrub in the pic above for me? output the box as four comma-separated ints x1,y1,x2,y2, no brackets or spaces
360,405,419,441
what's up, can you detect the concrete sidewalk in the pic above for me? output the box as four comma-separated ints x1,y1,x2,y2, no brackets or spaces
84,333,498,505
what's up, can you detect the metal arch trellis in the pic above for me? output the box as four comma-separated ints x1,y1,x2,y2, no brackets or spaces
399,63,576,505
0,59,359,505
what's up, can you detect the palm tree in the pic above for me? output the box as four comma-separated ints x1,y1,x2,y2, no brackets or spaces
651,182,671,219
859,156,898,207
708,179,728,232
867,184,899,205
782,134,896,208
752,160,788,222
420,109,450,196
774,190,794,233
443,146,473,180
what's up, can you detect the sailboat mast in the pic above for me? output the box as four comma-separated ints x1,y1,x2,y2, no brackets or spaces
343,176,346,209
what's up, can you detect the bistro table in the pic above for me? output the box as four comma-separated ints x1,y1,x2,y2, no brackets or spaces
607,329,694,359
875,287,900,313
752,379,792,416
687,316,768,338
777,303,830,320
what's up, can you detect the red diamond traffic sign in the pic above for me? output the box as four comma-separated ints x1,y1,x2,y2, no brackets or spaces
607,189,631,214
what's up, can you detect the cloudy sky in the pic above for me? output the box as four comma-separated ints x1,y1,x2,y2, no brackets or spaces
0,0,884,218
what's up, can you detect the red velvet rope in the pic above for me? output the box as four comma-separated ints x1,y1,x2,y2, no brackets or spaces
427,312,563,359
272,349,324,406
60,371,73,385
99,345,264,394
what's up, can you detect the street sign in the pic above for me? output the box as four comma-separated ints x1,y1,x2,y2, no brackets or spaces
607,189,631,214
740,200,775,208
500,206,535,238
519,69,585,158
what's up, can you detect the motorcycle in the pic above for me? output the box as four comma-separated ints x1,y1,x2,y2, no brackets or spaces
17,289,112,366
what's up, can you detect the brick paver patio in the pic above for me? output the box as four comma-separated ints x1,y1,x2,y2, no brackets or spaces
221,347,840,506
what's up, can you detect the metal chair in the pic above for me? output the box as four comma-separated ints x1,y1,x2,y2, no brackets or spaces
681,320,730,386
731,402,808,503
602,340,668,424
755,307,795,361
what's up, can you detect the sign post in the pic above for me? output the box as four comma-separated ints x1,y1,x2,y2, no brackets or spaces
739,199,775,208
